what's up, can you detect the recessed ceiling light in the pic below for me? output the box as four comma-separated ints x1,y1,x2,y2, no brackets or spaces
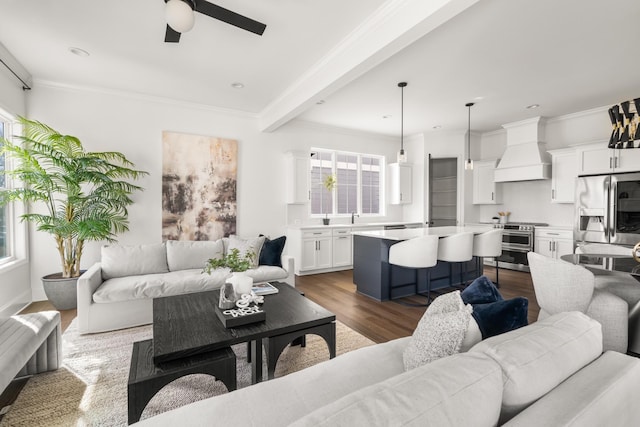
473,96,484,101
382,115,392,119
231,82,244,89
316,100,325,105
432,125,442,129
526,104,540,109
69,47,90,57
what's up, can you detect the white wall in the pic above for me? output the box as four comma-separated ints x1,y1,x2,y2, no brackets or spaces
473,108,611,226
25,83,401,300
0,63,30,316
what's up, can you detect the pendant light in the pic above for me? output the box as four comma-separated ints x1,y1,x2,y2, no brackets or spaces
464,102,474,170
397,82,408,163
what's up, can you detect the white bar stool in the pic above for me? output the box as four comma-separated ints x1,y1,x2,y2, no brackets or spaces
472,229,503,287
437,232,474,288
388,235,439,305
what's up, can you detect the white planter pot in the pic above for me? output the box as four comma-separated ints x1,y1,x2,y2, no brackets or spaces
230,272,253,296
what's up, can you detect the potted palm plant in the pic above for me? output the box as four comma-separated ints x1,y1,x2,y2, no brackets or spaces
322,174,336,225
0,117,148,309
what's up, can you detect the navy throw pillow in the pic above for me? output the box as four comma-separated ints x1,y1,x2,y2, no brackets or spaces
461,275,503,305
258,235,286,267
472,297,529,339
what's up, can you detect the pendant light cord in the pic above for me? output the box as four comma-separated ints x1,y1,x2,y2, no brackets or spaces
466,102,474,160
398,82,407,155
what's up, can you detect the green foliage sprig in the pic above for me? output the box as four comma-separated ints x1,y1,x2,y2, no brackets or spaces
203,248,255,274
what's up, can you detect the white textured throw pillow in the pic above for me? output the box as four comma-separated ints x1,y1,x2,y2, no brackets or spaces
226,235,266,268
403,291,474,371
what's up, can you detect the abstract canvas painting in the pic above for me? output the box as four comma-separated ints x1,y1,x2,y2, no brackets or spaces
162,131,237,241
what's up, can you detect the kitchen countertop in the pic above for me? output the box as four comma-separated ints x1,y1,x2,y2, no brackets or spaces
287,221,423,230
353,225,494,241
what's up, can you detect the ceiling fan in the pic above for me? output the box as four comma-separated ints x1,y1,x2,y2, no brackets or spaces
164,0,266,43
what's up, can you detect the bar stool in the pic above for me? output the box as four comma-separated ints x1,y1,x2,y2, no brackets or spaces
472,229,503,287
437,232,474,289
388,235,439,306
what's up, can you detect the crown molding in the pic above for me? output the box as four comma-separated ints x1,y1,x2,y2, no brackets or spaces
546,105,609,124
33,79,258,119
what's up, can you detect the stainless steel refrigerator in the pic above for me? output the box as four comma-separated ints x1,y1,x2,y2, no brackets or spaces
575,172,640,246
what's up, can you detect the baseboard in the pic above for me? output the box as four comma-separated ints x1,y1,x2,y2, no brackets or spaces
0,289,31,317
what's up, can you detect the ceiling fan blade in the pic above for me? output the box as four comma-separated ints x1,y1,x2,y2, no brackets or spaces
195,0,266,35
165,25,182,43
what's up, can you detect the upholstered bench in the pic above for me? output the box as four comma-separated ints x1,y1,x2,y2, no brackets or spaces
0,311,62,394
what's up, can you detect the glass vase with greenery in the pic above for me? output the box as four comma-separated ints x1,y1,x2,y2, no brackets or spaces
322,174,336,225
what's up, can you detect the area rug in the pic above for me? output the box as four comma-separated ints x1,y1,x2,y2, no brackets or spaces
1,319,373,426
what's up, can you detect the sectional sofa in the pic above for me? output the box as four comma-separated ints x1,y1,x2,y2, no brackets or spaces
133,311,640,426
77,236,294,334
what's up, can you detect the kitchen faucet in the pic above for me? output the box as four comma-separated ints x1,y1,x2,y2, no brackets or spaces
351,212,359,224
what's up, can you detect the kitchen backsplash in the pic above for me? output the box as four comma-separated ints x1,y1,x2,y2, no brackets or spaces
477,180,574,226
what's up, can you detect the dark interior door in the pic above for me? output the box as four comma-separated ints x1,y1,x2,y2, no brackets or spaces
428,155,457,227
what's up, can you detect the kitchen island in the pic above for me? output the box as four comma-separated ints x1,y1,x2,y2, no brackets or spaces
353,226,493,301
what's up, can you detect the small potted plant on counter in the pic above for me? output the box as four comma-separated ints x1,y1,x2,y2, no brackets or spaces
322,174,337,225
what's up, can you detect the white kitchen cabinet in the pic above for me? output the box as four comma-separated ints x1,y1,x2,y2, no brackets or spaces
332,228,352,267
299,230,332,271
472,159,502,204
285,151,310,204
535,228,573,259
615,147,640,173
389,163,412,204
548,148,576,203
576,142,640,176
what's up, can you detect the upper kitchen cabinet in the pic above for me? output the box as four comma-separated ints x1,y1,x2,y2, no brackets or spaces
285,151,310,204
389,163,412,204
576,142,640,175
548,148,576,203
473,159,502,204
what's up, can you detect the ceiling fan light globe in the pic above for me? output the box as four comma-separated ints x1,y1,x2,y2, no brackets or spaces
166,0,195,33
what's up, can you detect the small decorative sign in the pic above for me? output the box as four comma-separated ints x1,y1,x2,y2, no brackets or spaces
215,304,266,328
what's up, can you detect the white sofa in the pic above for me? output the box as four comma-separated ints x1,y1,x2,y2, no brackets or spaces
77,238,294,334
133,311,640,427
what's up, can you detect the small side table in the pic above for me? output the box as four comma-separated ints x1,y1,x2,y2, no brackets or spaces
128,339,237,424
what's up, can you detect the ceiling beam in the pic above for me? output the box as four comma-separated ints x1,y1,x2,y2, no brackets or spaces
258,0,481,133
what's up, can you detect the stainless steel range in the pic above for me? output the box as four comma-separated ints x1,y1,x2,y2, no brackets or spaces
490,222,549,272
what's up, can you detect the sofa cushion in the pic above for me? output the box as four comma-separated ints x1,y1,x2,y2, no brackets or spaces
470,311,603,424
472,297,529,339
93,269,230,303
166,239,224,271
290,352,503,427
243,266,288,284
101,243,168,280
461,275,504,304
258,235,286,267
503,351,640,427
93,265,289,303
403,291,476,371
132,337,410,427
226,235,266,267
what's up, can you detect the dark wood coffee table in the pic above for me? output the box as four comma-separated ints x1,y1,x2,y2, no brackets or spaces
152,282,336,383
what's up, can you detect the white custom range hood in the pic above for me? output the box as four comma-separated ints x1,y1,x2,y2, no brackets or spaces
494,117,551,183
